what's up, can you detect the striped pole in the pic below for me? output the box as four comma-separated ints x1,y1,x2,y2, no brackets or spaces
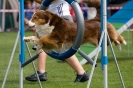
101,0,108,88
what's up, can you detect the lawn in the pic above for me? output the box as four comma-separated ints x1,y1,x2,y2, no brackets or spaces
0,31,133,88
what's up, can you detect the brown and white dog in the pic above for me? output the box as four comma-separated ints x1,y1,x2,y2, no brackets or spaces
24,10,126,52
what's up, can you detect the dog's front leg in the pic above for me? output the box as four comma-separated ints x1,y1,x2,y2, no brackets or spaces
24,36,39,43
24,36,43,50
39,36,59,51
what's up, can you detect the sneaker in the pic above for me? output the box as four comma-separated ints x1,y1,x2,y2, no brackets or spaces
25,71,47,81
74,72,89,82
32,45,37,51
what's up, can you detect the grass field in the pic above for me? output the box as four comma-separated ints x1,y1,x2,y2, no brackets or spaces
0,31,133,88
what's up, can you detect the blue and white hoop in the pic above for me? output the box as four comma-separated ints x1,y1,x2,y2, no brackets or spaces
41,0,85,60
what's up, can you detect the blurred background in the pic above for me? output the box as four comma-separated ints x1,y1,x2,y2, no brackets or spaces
0,0,130,32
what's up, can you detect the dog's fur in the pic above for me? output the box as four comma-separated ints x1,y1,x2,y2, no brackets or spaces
24,1,126,51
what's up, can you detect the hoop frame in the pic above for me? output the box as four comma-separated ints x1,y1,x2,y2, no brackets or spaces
41,0,85,60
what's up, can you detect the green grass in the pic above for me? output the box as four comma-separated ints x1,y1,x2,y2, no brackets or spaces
110,22,124,30
0,31,133,88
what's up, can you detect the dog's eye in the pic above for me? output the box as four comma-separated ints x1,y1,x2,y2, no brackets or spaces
34,16,37,20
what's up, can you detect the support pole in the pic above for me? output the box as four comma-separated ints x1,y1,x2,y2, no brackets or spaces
86,0,125,87
87,0,109,87
101,0,108,88
132,25,133,44
18,0,25,88
107,33,125,88
25,43,43,88
1,31,20,88
77,49,97,67
86,31,105,88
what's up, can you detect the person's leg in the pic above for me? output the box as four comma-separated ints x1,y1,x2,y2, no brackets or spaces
36,49,47,73
65,55,85,74
65,55,89,82
25,49,47,81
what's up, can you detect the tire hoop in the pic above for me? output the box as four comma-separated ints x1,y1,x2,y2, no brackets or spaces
42,0,84,60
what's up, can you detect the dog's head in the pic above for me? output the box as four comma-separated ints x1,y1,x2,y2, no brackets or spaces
28,10,60,28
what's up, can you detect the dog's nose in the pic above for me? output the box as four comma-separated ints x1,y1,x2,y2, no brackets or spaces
26,23,35,30
28,20,35,28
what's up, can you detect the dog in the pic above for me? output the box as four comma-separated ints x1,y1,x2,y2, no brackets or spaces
24,9,126,52
82,0,127,49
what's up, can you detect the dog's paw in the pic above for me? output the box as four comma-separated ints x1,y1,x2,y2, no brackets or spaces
122,40,127,45
116,44,121,50
23,37,31,42
24,36,39,44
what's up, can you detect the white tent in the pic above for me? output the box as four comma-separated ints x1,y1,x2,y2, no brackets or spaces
0,0,19,32
0,0,3,32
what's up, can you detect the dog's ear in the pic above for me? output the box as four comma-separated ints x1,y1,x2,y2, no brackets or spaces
45,10,55,18
45,10,54,15
39,10,45,12
45,10,62,26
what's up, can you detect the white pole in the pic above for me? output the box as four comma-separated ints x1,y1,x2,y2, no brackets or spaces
1,31,20,88
19,65,23,88
18,1,23,88
102,0,108,88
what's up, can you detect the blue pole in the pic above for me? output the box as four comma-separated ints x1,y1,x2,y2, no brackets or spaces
18,0,25,88
100,0,104,69
100,0,108,70
19,0,25,64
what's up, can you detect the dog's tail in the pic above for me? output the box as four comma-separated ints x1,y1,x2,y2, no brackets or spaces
83,0,100,19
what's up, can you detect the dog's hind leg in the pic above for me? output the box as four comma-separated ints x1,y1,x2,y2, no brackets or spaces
113,34,127,50
114,40,121,50
117,35,127,45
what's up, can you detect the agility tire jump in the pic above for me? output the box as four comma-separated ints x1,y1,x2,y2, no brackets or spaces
41,0,85,60
21,0,85,67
